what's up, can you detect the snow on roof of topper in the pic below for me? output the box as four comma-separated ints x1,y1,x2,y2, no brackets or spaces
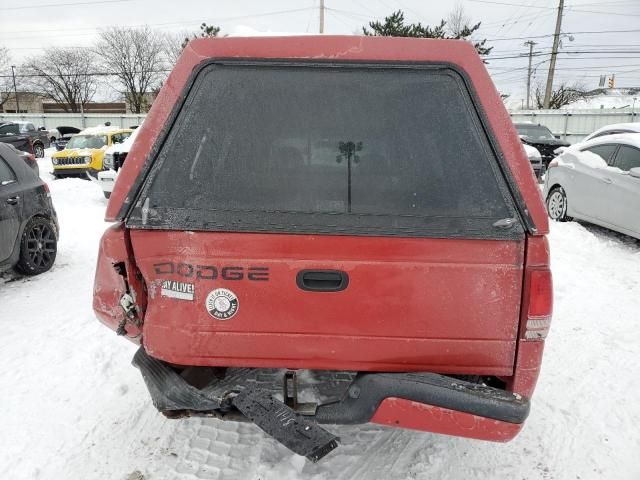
228,25,310,37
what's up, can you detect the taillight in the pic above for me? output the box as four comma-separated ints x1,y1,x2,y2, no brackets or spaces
43,181,52,198
548,159,559,169
524,269,553,341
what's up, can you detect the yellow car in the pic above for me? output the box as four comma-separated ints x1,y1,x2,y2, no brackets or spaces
51,127,133,178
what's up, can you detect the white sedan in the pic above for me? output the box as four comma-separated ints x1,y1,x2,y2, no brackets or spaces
543,133,640,239
583,122,640,142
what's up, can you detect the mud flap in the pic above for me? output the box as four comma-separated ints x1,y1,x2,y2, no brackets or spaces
232,388,339,462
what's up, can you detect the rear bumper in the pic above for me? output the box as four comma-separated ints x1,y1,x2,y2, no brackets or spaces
133,347,529,444
96,169,117,193
52,167,89,177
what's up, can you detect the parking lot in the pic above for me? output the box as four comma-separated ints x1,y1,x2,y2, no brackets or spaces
0,150,637,480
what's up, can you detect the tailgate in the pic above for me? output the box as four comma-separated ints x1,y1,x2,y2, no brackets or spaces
132,231,523,374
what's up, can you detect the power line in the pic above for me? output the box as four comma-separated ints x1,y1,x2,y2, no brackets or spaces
564,7,640,17
395,1,426,21
351,0,379,18
491,61,640,70
3,0,130,10
325,7,372,22
465,0,557,9
491,0,539,37
0,7,318,42
372,0,395,13
488,46,640,55
568,0,639,5
484,28,640,42
489,55,640,61
486,50,640,60
325,10,353,30
466,0,640,15
493,9,555,36
304,0,316,34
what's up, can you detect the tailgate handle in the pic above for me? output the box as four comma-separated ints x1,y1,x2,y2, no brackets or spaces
297,270,349,292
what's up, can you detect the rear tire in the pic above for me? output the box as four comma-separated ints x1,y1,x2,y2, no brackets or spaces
15,217,58,275
33,142,45,158
546,186,571,222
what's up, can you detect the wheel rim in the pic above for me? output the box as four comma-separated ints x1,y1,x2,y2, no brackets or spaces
548,191,566,219
35,145,44,158
26,223,56,269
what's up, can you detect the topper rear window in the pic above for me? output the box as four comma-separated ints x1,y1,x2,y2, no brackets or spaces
127,62,522,239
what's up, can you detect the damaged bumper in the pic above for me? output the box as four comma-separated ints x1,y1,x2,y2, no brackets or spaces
133,347,530,461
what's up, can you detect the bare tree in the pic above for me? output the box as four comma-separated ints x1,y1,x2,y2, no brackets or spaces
0,46,8,70
535,82,586,109
163,31,188,67
446,2,471,38
1,46,13,109
95,26,166,113
163,23,221,67
22,47,97,113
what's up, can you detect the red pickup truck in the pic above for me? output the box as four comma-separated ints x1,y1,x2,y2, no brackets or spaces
93,36,552,462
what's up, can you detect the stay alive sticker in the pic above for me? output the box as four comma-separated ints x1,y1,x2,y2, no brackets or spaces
205,288,239,320
160,280,195,301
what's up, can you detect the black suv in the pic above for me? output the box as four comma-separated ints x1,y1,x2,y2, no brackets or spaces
0,143,58,275
0,121,51,158
514,122,570,168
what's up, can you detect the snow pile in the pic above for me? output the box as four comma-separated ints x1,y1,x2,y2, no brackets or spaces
80,125,130,135
558,150,626,175
559,150,608,169
0,150,639,479
562,89,639,110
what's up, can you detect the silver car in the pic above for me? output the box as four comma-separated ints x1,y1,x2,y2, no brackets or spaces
543,133,640,239
523,143,543,179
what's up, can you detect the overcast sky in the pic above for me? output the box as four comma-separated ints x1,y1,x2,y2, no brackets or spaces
1,0,639,106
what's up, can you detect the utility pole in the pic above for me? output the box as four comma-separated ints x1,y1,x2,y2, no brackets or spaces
319,0,325,34
543,0,564,109
525,40,537,109
10,65,20,114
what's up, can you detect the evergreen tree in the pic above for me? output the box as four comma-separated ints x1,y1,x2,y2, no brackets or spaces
363,10,492,59
182,23,221,49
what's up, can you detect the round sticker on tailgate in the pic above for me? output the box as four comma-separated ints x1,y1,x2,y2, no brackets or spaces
205,288,239,320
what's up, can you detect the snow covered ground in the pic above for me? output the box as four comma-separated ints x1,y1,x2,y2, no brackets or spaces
1,150,639,480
